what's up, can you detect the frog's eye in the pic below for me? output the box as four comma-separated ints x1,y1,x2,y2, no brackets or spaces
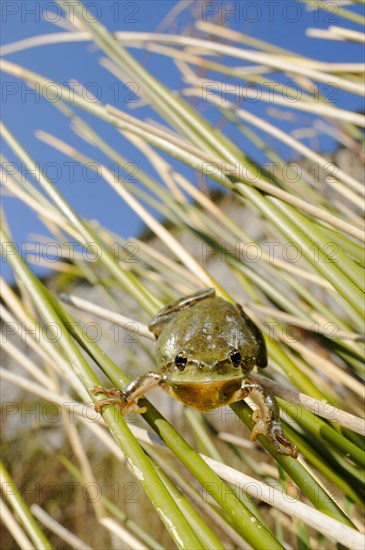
175,352,187,371
230,349,241,367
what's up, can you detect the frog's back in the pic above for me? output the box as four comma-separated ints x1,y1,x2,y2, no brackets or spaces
157,296,264,369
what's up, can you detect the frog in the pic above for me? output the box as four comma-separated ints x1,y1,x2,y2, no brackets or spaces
92,288,298,458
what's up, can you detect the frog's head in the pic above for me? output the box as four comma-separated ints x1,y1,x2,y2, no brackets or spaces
157,345,249,411
155,299,264,381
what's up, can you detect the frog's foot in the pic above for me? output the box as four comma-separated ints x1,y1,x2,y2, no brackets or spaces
238,382,298,458
250,418,298,458
91,386,147,415
92,372,162,416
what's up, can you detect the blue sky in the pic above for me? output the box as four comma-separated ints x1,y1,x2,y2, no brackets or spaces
1,0,364,282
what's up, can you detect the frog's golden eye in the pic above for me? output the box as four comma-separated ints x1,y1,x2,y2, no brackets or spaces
175,352,187,371
230,349,241,367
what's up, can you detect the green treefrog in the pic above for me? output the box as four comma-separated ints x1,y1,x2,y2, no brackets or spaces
92,288,298,458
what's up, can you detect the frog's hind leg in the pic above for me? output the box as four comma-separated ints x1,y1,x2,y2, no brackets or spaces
233,382,298,458
92,372,163,415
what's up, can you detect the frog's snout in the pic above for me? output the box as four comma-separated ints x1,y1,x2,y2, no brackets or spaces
189,360,219,375
197,360,239,376
214,362,233,375
192,361,210,373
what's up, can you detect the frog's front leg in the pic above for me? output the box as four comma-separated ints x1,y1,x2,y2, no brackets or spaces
236,382,298,458
92,372,162,415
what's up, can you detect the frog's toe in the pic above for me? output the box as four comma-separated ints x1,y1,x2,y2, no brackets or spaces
129,403,147,414
250,418,266,441
94,396,127,414
268,421,298,458
91,385,122,398
250,419,298,458
91,385,107,396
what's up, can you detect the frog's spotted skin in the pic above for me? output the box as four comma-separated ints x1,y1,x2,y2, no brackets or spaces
92,288,298,458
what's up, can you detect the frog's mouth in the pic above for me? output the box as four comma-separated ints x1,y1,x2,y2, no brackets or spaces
162,377,243,412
